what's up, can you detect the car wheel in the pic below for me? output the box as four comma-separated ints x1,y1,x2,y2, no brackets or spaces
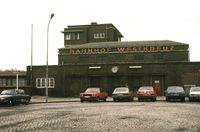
25,99,30,105
138,98,140,102
9,99,14,106
96,97,100,102
113,98,116,102
189,97,192,102
181,98,185,102
166,97,169,102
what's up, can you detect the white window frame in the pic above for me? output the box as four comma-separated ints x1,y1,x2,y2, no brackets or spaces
66,33,80,40
94,33,105,39
94,33,98,38
100,33,105,38
36,78,55,88
72,33,76,40
65,33,71,40
77,33,80,40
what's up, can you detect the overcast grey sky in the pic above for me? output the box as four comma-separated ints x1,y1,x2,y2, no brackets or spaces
0,0,199,70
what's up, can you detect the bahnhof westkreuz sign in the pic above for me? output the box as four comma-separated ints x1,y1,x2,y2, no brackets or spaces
67,45,175,54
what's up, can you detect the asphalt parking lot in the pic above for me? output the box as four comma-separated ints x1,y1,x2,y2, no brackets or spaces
0,97,200,132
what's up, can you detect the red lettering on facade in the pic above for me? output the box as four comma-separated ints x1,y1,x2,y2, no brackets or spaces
117,47,125,52
143,47,149,52
170,46,174,51
81,49,87,54
93,48,100,53
68,46,175,54
162,46,169,51
100,48,106,53
150,47,155,51
75,49,81,54
88,49,93,54
70,49,75,54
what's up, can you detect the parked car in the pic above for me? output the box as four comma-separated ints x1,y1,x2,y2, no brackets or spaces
112,87,133,102
165,86,186,102
80,87,108,102
136,86,157,102
189,86,200,101
184,84,196,97
0,89,31,106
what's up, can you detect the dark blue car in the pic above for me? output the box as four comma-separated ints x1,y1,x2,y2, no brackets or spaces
165,86,186,102
0,89,31,106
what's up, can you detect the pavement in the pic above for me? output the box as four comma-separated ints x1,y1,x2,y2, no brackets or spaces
30,96,168,103
1,97,199,132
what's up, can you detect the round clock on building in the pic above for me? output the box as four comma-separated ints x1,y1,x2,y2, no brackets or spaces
111,66,119,73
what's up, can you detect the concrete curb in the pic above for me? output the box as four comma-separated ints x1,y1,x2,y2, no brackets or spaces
30,96,170,104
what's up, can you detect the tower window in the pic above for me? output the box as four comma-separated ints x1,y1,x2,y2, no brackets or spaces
94,33,105,39
66,33,71,40
65,33,80,40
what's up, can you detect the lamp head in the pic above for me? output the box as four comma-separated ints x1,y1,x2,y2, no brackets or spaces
50,14,54,19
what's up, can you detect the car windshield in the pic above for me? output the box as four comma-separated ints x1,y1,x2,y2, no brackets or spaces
1,90,15,95
139,87,153,91
190,87,200,92
167,86,184,92
114,87,129,93
85,88,100,93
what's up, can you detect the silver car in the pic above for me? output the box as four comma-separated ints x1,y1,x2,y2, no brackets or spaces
112,87,133,102
189,87,200,101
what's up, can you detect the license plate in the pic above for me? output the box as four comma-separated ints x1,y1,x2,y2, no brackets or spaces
84,96,90,98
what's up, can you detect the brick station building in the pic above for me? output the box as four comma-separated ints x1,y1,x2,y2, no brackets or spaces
26,22,200,96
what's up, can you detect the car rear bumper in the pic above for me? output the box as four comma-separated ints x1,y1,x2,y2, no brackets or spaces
189,96,200,100
137,95,156,99
166,96,185,99
80,97,98,101
113,95,133,100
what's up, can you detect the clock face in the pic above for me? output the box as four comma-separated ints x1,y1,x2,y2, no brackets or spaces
111,66,119,73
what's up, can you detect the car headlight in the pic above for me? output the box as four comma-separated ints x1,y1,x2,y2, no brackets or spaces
0,97,8,101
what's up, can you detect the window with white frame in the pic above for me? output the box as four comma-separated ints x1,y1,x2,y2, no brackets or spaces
77,33,80,40
65,33,71,40
65,33,80,40
94,33,105,39
41,78,45,87
100,33,105,38
36,78,55,88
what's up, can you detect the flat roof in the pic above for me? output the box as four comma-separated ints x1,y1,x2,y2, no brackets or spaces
60,40,188,49
0,71,26,77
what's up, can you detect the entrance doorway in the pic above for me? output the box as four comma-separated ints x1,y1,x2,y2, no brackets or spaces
128,76,142,96
151,75,165,95
107,76,127,95
89,76,101,87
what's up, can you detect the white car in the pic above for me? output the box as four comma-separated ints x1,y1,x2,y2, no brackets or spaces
189,87,200,101
112,87,133,102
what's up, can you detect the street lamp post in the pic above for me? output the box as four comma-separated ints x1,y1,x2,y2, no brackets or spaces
46,13,54,103
16,70,18,90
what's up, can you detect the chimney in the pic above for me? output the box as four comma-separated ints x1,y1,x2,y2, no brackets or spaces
91,22,98,25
